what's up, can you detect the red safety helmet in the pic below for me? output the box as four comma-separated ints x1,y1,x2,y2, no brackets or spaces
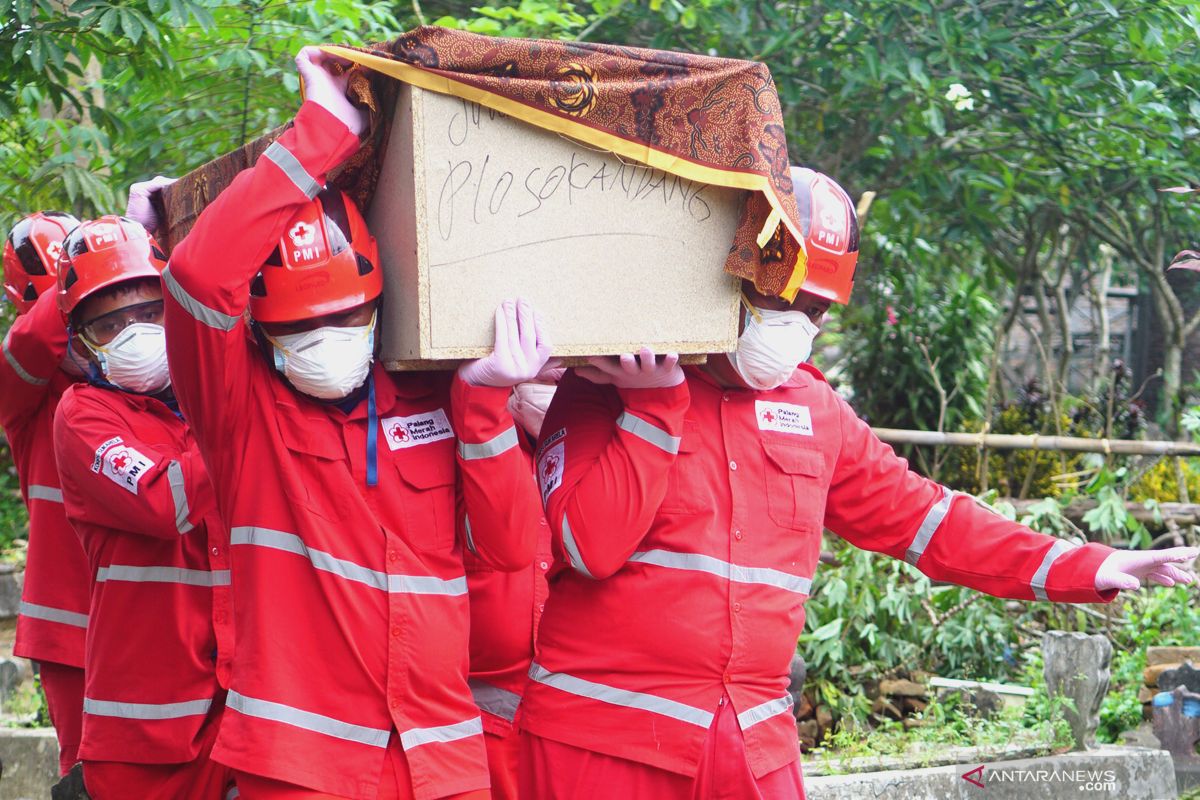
249,188,382,323
57,216,167,319
4,211,81,314
792,166,859,305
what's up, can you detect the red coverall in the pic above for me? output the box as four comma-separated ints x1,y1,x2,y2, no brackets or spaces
466,487,552,800
53,382,233,799
0,287,91,773
520,365,1118,797
162,101,542,800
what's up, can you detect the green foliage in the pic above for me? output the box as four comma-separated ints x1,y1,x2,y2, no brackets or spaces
3,673,50,728
839,271,996,433
801,537,1041,721
815,677,1074,765
1128,458,1200,503
431,1,590,37
2,0,404,228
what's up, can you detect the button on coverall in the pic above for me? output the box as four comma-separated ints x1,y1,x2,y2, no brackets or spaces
520,365,1117,796
53,384,232,798
0,287,92,772
163,101,543,800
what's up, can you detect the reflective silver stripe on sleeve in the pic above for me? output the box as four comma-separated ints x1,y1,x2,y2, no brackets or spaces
399,716,483,750
469,678,521,722
529,663,713,728
226,689,390,747
615,411,681,455
387,574,467,596
904,486,955,567
262,141,322,199
560,515,594,578
232,526,466,596
19,601,88,629
458,426,519,460
96,565,231,587
463,514,478,555
737,694,795,730
84,696,212,720
2,337,48,386
166,460,193,534
627,549,812,595
1031,539,1075,601
28,485,64,503
162,266,241,332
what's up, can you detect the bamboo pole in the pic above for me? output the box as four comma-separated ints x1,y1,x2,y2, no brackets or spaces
871,428,1200,457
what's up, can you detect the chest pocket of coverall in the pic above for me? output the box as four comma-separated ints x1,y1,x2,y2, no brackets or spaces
659,419,707,515
761,440,825,530
277,417,356,526
393,446,457,553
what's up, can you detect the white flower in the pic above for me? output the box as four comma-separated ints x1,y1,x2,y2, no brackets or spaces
945,83,975,111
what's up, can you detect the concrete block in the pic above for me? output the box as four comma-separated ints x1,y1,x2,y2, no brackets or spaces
0,568,21,621
370,85,743,366
0,727,60,800
804,745,1177,800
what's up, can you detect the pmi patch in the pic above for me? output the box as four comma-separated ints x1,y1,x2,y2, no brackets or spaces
755,401,814,436
381,409,454,451
91,436,124,473
99,443,155,495
537,430,566,504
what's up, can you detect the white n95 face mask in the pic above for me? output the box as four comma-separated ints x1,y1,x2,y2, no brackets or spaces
508,382,557,438
90,323,172,394
268,316,375,400
728,307,819,391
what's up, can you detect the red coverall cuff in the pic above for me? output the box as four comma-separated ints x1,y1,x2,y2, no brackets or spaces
615,381,691,429
288,101,364,182
451,375,516,438
1048,542,1119,604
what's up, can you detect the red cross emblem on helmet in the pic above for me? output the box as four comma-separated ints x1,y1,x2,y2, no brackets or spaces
389,423,411,444
289,221,317,248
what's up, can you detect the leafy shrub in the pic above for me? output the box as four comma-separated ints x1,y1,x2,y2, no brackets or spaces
840,271,997,433
801,537,1041,721
1129,457,1200,503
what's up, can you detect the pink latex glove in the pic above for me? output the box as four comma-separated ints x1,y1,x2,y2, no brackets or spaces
1094,546,1199,591
457,299,554,388
294,46,366,137
124,175,176,234
576,348,684,389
